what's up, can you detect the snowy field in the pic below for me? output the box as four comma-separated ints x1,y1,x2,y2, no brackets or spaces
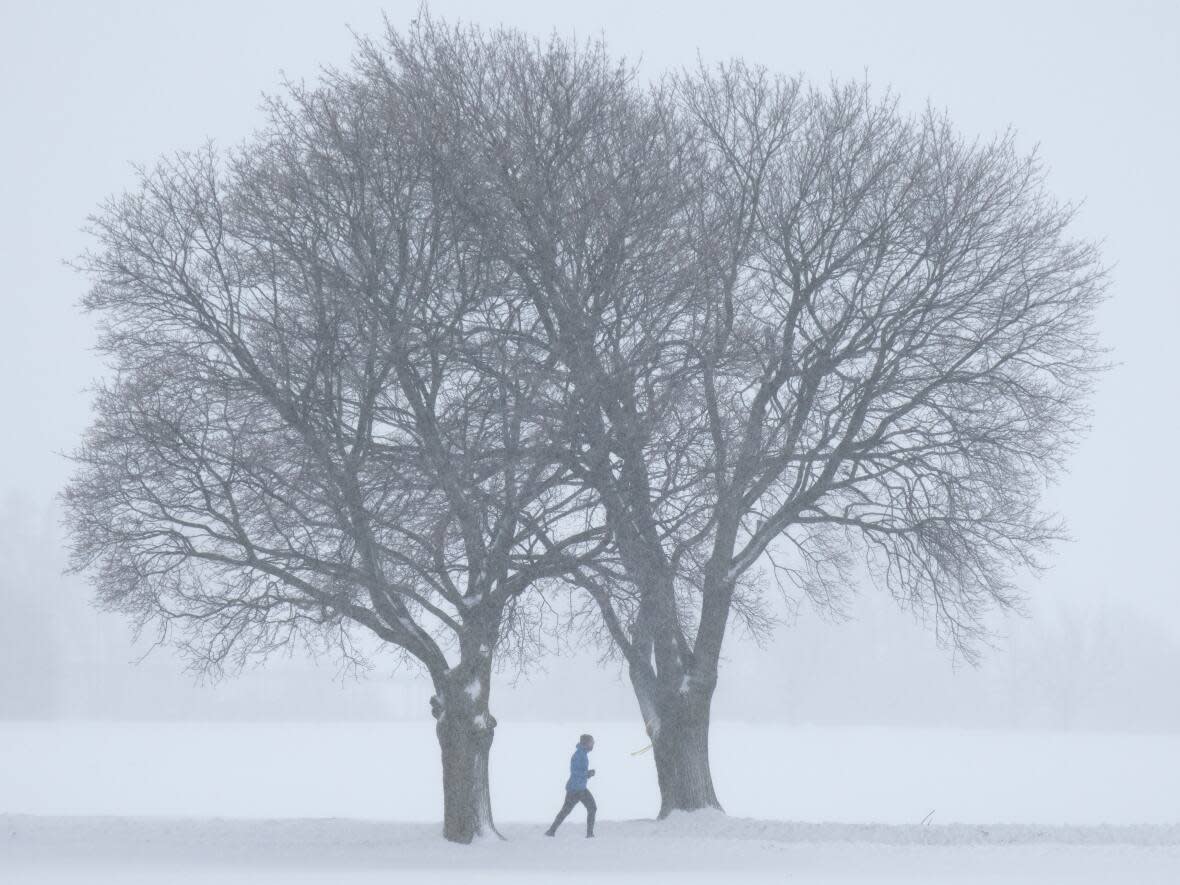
2,721,1178,882
4,814,1180,884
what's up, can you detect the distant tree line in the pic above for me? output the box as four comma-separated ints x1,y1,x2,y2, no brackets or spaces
64,13,1104,842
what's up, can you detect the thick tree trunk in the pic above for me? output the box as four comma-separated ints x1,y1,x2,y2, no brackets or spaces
635,676,723,818
431,665,500,843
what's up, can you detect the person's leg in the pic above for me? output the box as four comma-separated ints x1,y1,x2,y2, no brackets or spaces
545,791,579,835
580,789,597,837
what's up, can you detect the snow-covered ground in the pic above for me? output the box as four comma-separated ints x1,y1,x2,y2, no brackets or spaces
2,721,1178,882
4,814,1178,884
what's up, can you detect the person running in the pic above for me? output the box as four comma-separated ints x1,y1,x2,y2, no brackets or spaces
544,733,596,838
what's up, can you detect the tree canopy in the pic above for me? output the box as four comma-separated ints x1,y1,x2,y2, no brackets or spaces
64,12,1106,837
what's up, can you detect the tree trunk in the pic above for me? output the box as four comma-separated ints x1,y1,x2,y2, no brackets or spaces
431,668,500,843
636,677,723,818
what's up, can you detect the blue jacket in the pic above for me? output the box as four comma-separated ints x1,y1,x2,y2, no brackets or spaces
565,744,590,792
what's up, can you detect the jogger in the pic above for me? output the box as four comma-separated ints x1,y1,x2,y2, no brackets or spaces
545,733,597,837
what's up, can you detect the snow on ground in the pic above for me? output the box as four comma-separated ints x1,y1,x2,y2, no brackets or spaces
2,722,1178,882
3,814,1178,884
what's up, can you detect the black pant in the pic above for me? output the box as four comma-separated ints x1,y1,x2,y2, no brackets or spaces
548,788,596,835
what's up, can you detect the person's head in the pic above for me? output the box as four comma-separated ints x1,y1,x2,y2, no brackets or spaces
579,733,595,752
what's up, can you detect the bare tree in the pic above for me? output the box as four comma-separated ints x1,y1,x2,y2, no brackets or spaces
65,9,1107,828
64,70,601,843
375,17,1106,817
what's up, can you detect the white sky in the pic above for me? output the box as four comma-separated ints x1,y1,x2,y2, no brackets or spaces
1,0,1177,651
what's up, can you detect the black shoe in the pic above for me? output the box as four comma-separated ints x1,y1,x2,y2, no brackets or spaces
544,829,555,837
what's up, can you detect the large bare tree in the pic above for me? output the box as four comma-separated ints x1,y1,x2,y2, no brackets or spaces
66,10,1107,829
374,18,1106,816
64,71,601,843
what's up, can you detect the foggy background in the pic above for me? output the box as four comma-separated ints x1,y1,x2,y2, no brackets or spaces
2,0,1177,731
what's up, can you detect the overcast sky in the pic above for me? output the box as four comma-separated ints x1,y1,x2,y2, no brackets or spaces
1,1,1177,688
